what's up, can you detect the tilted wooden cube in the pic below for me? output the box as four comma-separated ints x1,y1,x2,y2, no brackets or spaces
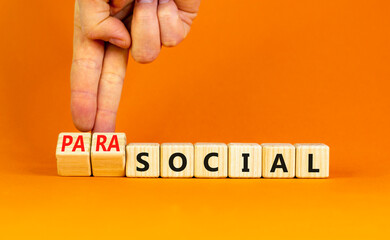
161,143,194,178
91,133,126,176
56,132,91,176
228,143,262,178
195,143,227,178
295,143,329,178
262,143,295,178
126,143,160,177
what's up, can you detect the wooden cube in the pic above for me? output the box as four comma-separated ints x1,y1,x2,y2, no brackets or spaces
194,143,227,178
161,143,194,178
295,143,329,178
262,143,295,178
56,132,91,176
91,133,126,176
126,143,160,177
228,143,262,178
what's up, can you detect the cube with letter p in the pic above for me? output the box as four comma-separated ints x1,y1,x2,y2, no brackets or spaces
56,132,91,176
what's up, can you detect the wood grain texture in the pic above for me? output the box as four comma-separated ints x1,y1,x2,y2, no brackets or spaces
91,133,126,177
194,143,227,178
56,132,91,176
295,143,329,178
161,143,194,178
126,143,160,177
262,143,295,178
228,143,262,178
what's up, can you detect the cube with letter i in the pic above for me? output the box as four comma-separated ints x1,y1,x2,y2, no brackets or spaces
195,143,228,178
56,132,91,176
126,143,160,177
262,143,295,178
295,143,329,178
228,143,262,178
91,133,126,176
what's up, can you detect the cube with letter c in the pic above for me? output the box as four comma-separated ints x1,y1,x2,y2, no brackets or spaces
194,143,228,178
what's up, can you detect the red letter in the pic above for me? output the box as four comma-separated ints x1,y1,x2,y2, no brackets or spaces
72,135,85,152
61,135,73,151
107,135,120,151
96,135,107,151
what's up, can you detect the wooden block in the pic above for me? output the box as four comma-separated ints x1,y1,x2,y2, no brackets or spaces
56,132,91,176
126,143,160,177
228,143,262,178
194,143,227,178
295,143,329,178
161,143,194,178
91,133,126,176
262,143,295,178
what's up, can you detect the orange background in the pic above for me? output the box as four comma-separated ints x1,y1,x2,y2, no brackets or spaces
1,0,390,239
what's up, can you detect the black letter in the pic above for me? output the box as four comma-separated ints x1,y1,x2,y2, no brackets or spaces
204,153,218,172
242,153,250,172
308,154,320,172
169,153,187,172
136,152,149,171
270,154,288,172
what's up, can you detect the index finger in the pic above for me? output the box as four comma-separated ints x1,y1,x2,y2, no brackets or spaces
71,1,104,131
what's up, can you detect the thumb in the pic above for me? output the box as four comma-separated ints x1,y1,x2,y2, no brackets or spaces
78,0,131,48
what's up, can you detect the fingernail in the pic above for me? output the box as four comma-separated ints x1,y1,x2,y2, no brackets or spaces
136,0,154,3
159,0,170,3
109,38,126,47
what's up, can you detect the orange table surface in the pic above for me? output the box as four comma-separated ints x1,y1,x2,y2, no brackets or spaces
1,0,390,239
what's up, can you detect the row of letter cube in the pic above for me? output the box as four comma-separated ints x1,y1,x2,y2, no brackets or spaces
56,133,329,178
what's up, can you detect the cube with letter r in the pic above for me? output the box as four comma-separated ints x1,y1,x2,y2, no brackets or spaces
91,133,126,177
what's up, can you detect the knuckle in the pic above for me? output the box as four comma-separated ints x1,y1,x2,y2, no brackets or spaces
157,7,174,20
72,58,102,70
97,107,117,116
134,11,155,22
132,49,159,63
82,25,97,39
162,35,184,47
162,39,178,47
162,28,185,47
100,72,125,86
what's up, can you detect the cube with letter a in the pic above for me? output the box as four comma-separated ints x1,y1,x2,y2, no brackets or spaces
262,143,295,178
56,132,92,176
91,133,126,176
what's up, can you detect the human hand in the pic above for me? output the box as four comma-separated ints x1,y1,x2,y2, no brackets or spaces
70,0,200,132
